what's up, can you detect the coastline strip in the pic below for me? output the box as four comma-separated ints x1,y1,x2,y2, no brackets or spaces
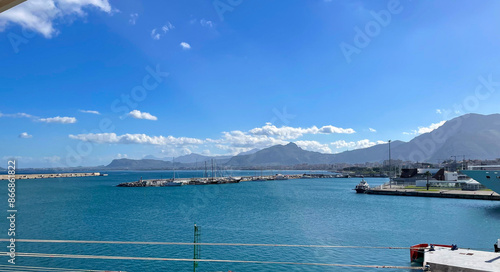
0,172,103,180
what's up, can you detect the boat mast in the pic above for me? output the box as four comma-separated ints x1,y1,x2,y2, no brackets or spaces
204,161,207,178
172,157,175,181
388,140,392,188
211,159,214,181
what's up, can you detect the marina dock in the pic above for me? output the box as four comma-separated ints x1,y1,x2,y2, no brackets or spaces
424,245,500,271
0,172,105,180
365,188,500,201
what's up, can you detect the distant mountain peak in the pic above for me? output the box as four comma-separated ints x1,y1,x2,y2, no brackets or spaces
286,142,299,147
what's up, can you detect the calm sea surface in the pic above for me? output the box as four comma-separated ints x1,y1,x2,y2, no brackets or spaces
1,170,500,271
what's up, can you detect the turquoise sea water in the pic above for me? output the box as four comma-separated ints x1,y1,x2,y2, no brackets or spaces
1,170,500,271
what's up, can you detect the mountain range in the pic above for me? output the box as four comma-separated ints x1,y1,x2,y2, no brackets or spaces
106,113,500,169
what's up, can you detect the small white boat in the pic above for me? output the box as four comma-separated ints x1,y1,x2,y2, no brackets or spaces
275,174,288,180
353,179,369,193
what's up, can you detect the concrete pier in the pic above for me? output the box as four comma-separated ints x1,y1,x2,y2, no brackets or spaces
425,246,500,271
365,188,500,201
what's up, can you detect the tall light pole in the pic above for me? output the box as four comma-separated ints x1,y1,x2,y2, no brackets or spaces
388,140,392,188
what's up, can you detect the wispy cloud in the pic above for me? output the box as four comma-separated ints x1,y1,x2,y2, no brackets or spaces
19,132,32,138
69,133,203,145
369,128,376,132
129,13,138,25
331,139,386,150
1,111,76,124
180,42,191,50
38,116,77,124
79,109,100,115
200,18,214,28
127,110,158,121
403,120,446,135
0,0,114,38
0,112,35,119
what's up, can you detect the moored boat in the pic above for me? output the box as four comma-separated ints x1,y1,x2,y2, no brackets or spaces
353,179,369,193
275,174,288,180
410,243,453,263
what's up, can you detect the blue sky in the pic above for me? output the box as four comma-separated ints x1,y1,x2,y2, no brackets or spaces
1,0,500,168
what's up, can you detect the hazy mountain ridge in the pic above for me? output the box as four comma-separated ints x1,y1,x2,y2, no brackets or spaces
142,148,260,164
105,113,500,169
106,159,173,170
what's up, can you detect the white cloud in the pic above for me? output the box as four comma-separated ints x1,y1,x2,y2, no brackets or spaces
436,109,442,114
19,132,32,138
0,0,113,38
403,120,446,135
418,120,446,134
215,144,257,155
116,153,128,159
69,133,204,145
38,116,77,124
128,110,157,121
209,130,287,148
67,122,360,156
129,13,138,25
200,19,214,28
331,139,386,150
180,42,191,50
205,123,356,153
79,109,100,115
160,146,193,157
369,128,376,132
295,140,332,153
248,123,355,140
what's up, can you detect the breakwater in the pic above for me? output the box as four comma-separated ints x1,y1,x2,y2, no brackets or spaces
116,173,337,187
0,172,106,180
